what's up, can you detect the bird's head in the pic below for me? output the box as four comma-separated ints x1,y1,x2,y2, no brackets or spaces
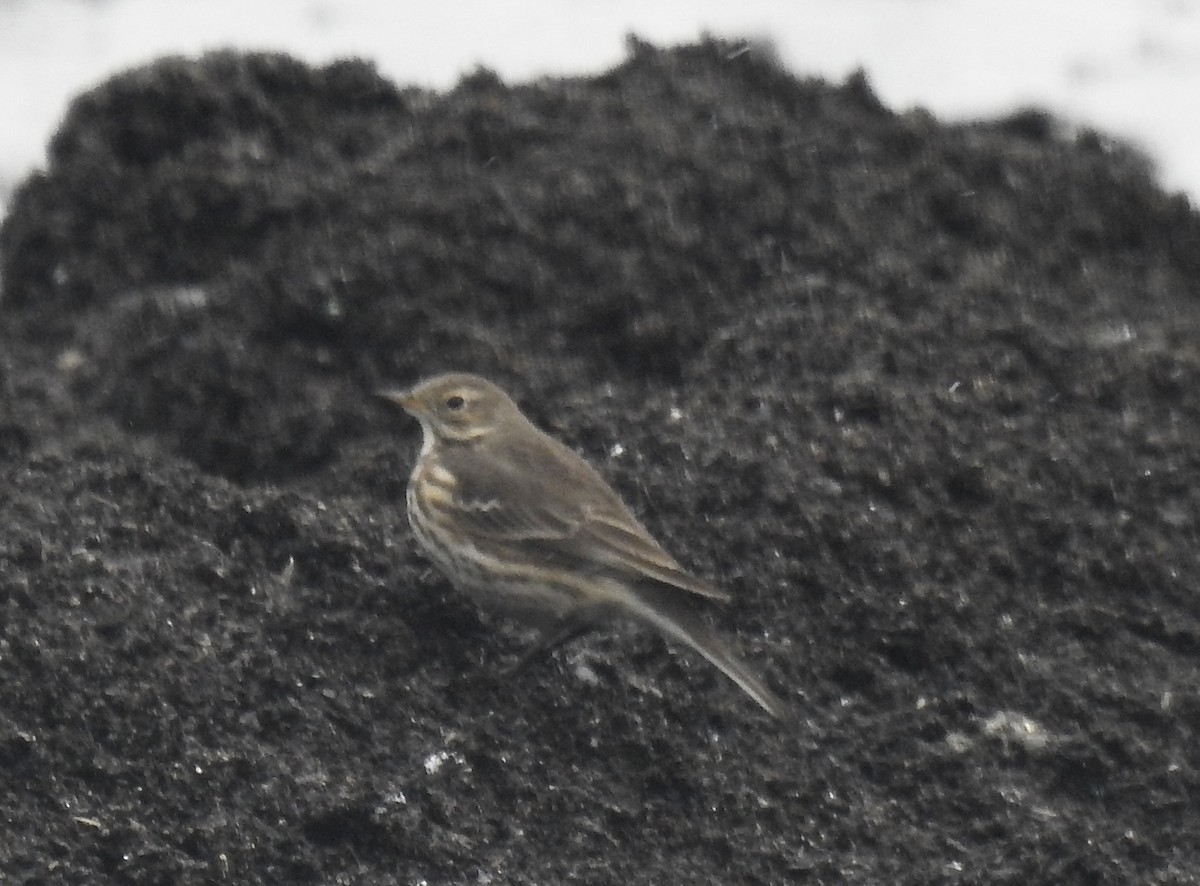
377,373,519,444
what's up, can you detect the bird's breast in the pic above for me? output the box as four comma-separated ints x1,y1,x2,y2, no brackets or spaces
412,457,458,511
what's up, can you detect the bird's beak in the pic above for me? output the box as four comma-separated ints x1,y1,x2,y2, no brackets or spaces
375,387,417,413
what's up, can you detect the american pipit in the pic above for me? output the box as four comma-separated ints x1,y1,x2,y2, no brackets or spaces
378,372,790,721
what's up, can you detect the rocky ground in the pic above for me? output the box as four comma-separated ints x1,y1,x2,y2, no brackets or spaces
1,39,1198,885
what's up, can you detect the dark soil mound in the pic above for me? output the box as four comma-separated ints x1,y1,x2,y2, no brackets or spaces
2,39,1198,884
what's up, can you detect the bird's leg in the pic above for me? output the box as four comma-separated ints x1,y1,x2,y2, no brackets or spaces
503,609,600,675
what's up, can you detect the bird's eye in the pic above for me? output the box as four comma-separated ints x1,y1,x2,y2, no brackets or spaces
445,395,466,411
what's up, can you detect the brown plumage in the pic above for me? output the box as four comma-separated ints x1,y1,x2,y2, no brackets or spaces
378,372,790,721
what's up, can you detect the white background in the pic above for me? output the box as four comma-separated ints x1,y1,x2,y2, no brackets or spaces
2,0,1199,216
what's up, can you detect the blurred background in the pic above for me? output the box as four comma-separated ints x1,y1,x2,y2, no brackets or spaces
2,0,1198,218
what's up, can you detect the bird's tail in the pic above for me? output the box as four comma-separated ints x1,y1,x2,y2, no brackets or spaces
619,583,794,723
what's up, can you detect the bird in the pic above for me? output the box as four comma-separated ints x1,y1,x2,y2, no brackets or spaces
376,372,791,721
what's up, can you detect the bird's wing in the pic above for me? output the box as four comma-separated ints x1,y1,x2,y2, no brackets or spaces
580,507,729,601
439,437,729,602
